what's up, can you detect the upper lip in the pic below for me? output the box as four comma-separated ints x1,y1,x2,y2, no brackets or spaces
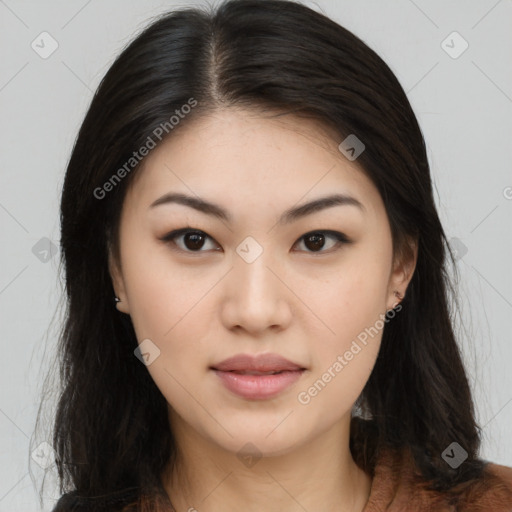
211,353,305,372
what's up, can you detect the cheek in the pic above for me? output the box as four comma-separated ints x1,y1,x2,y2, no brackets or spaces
122,254,209,412
121,243,214,382
298,259,390,414
120,231,192,338
310,251,391,354
299,270,387,413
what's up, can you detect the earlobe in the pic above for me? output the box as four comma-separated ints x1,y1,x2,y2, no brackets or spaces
387,236,418,310
114,296,130,314
108,250,130,314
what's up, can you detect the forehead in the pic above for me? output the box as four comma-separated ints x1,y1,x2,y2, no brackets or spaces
123,108,383,220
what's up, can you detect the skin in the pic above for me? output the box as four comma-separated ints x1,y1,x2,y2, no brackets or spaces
109,108,417,512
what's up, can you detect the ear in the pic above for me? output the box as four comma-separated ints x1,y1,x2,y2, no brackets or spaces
108,249,131,315
386,235,418,310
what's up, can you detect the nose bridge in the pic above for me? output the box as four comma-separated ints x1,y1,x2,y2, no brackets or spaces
224,235,290,331
234,236,279,300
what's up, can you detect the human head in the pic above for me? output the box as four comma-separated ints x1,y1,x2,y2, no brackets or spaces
50,0,482,505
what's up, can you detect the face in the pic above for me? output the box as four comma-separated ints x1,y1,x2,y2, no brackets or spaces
109,108,416,458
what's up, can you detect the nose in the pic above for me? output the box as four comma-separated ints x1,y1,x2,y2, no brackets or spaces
220,248,293,335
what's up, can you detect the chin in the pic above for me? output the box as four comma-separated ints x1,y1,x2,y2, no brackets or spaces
203,418,308,457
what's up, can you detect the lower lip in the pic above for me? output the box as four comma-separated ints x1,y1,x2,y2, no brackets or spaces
212,369,305,400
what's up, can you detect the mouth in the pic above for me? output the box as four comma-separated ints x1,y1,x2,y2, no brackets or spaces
210,367,306,400
222,370,293,375
211,352,305,373
210,352,307,400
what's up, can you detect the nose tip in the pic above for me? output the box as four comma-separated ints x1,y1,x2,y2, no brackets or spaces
223,257,292,334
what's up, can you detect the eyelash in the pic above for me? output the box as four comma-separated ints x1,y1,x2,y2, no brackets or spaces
159,227,351,255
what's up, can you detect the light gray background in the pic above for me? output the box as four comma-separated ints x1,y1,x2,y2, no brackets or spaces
0,0,511,510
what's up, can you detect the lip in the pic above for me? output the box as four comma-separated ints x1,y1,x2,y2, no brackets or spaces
210,353,306,400
211,353,304,373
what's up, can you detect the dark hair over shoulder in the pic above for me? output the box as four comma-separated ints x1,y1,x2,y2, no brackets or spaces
51,489,130,511
37,0,486,509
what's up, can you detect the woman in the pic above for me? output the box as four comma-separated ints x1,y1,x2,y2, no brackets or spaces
44,0,512,510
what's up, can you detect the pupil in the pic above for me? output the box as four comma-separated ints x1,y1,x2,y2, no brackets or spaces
306,233,324,251
185,232,204,250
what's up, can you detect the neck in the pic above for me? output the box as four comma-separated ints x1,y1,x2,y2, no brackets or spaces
161,415,372,512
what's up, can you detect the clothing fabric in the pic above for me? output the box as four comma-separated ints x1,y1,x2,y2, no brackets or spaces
361,445,512,511
53,446,512,511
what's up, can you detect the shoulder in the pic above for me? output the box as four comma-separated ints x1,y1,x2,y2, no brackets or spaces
461,461,512,509
486,461,512,487
365,446,512,512
418,459,512,511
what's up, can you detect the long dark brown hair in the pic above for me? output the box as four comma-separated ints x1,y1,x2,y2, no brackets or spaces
35,0,487,510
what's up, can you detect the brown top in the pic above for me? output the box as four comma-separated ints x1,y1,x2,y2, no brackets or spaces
361,445,512,511
53,426,512,511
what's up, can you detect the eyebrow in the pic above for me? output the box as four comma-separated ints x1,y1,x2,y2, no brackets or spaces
149,192,365,224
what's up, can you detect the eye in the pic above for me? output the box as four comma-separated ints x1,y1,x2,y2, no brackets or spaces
160,228,351,255
160,228,220,253
293,230,351,253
